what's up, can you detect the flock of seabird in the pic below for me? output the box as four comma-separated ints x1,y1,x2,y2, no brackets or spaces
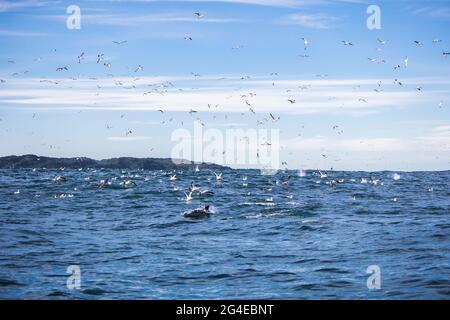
1,11,449,214
38,165,410,219
1,29,447,142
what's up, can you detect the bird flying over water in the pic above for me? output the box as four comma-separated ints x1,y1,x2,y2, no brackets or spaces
184,191,193,202
270,113,280,122
97,53,104,63
77,52,84,63
301,37,308,50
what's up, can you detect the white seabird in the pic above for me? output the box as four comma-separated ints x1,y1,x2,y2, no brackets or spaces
214,172,222,181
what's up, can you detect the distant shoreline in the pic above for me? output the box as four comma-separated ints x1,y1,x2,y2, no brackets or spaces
0,155,227,170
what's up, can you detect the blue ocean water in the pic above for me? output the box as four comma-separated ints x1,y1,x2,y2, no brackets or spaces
0,168,449,299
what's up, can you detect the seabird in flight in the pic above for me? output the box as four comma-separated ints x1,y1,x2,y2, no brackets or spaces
270,113,280,122
77,52,84,63
301,37,309,50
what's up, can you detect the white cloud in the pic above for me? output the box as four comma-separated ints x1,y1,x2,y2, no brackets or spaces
1,75,448,116
413,6,450,20
42,12,242,26
107,136,152,141
284,137,405,152
283,125,450,154
416,125,450,150
99,0,365,8
0,29,49,37
430,125,450,135
280,126,450,171
96,0,311,8
129,120,166,125
280,13,339,29
202,0,305,6
0,0,52,12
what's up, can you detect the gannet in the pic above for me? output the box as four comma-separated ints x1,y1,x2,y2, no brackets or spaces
214,172,222,181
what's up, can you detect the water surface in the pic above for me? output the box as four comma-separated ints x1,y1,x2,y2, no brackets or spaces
0,168,449,299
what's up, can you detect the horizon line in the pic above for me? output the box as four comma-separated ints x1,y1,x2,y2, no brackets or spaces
1,154,449,173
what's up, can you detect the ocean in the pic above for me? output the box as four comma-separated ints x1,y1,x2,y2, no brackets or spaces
0,168,449,299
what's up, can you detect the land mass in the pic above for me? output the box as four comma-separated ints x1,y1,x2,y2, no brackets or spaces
0,155,227,170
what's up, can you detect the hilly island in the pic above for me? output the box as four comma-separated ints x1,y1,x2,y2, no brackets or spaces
0,155,226,170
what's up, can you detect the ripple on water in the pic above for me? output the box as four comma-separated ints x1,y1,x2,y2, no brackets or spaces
0,168,449,299
0,278,26,287
81,288,110,296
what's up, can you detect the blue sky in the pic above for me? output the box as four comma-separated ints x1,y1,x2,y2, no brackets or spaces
0,0,449,171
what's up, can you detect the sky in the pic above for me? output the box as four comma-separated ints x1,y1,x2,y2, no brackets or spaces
0,0,449,171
